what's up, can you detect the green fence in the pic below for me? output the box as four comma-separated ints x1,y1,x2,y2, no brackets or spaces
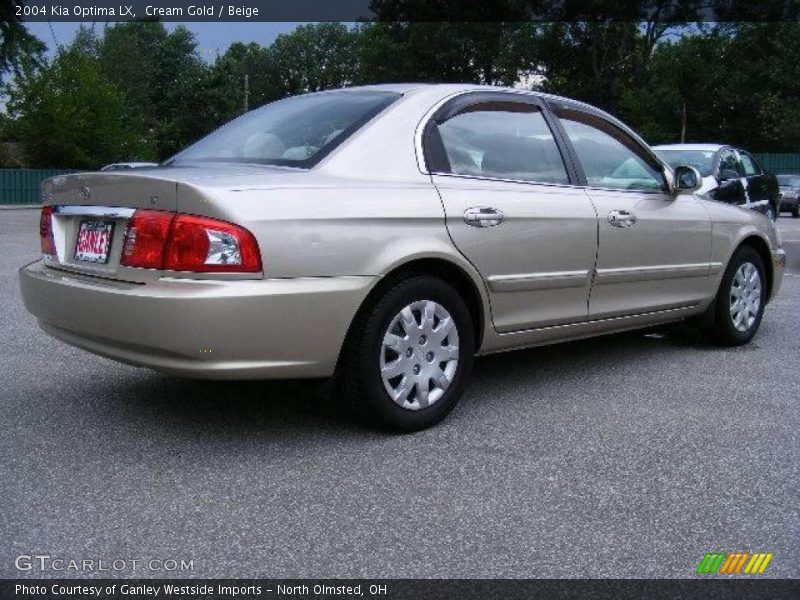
754,154,800,174
1,156,799,205
0,169,81,205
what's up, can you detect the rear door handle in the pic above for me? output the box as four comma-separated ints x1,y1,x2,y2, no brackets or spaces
464,207,505,227
607,210,637,228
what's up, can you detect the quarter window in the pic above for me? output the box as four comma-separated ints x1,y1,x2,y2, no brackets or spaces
435,103,569,184
555,108,664,191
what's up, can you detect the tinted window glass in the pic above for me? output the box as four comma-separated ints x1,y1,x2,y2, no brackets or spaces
436,104,569,184
777,175,800,186
653,149,716,176
169,91,400,167
719,150,743,176
740,152,760,176
556,110,663,191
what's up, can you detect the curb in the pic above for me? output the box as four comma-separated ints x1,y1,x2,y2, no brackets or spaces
0,205,42,210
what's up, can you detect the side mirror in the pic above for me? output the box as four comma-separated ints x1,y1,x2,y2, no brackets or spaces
718,169,740,182
673,165,702,192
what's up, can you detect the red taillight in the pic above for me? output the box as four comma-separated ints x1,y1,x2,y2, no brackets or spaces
120,210,261,273
39,206,56,256
164,214,262,273
120,210,175,269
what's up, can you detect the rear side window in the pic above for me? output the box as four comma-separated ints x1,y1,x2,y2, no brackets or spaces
555,107,664,191
169,91,401,168
435,103,569,184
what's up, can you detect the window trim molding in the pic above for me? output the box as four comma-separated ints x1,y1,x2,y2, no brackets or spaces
415,90,580,187
550,102,670,193
416,90,670,195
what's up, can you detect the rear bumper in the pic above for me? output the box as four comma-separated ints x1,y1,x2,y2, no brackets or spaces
19,260,374,379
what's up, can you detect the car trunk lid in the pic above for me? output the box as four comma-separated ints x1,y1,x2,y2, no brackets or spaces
42,171,179,281
40,165,314,281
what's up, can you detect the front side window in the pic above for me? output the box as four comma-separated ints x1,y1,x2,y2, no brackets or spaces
739,152,761,176
718,150,743,177
555,108,664,191
435,102,569,184
169,91,401,167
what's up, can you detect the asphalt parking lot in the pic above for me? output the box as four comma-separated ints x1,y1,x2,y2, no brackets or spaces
1,208,798,579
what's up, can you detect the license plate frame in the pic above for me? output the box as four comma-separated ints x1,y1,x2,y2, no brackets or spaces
74,219,115,264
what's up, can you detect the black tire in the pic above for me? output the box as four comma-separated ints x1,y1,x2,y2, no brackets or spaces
792,205,799,219
339,274,475,432
708,246,767,346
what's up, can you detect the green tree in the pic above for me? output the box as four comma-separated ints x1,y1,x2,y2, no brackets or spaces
356,21,539,85
202,42,281,125
98,20,209,158
619,23,800,151
269,23,358,94
0,0,45,82
720,22,800,151
618,30,728,144
6,27,149,168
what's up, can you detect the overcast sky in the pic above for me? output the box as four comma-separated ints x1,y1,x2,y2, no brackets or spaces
26,22,304,61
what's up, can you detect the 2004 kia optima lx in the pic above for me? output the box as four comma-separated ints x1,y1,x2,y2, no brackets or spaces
19,84,785,430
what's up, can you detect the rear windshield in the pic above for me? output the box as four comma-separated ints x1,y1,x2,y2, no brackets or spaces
169,91,401,168
654,149,716,176
777,175,800,186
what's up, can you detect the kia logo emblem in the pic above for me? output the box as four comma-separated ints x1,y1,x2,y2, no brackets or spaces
79,186,91,201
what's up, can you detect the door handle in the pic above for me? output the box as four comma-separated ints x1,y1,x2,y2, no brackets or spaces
464,207,505,227
607,210,637,228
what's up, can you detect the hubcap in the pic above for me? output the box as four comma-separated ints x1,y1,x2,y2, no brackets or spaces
729,262,762,333
379,300,460,410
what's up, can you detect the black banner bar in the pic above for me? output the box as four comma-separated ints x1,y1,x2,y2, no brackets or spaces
10,0,800,22
2,579,800,600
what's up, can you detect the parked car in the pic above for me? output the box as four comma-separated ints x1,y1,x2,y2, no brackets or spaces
100,162,159,171
653,144,780,221
777,173,800,218
20,84,785,431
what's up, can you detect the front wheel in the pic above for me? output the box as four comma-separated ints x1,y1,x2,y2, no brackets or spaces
708,246,766,346
340,275,475,431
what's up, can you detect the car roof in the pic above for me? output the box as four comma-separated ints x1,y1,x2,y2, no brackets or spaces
326,83,609,113
652,143,726,152
313,83,664,178
336,82,644,141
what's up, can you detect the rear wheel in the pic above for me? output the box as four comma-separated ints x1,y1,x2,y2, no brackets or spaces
340,275,474,431
792,204,799,219
708,246,766,346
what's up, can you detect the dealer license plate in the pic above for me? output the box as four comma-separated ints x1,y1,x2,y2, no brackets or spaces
74,220,115,264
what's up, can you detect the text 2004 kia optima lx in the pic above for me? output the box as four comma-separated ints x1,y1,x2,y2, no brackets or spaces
20,84,785,430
